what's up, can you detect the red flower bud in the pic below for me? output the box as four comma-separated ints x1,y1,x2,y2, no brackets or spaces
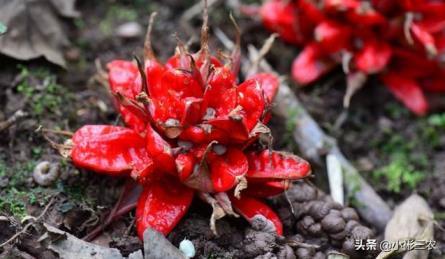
67,8,312,239
258,0,445,114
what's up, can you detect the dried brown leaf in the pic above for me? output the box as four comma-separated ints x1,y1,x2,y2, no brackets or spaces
0,0,79,67
377,194,434,259
41,223,126,259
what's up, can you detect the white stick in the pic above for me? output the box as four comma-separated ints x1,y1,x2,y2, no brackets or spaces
327,154,344,205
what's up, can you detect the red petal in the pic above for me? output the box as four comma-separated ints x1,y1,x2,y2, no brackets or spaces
205,87,238,119
206,118,249,143
150,93,186,125
243,180,289,198
411,23,437,54
208,148,248,192
229,195,283,235
355,40,392,74
71,125,150,175
297,0,325,23
291,43,334,85
346,3,386,26
418,18,445,34
160,69,203,99
179,126,208,144
179,125,232,145
237,77,266,131
381,73,429,115
145,59,166,99
323,0,360,12
202,67,237,113
246,150,311,180
107,60,141,99
181,97,204,126
176,153,196,182
371,0,395,13
117,106,147,133
401,0,435,12
247,73,280,103
107,61,147,132
146,125,177,173
260,0,303,45
391,48,439,78
136,177,194,238
421,76,445,92
314,20,351,53
130,161,156,185
415,2,445,18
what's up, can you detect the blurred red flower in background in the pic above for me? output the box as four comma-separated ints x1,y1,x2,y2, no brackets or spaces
256,0,445,115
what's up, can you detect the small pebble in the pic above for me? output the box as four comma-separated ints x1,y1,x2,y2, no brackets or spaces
179,239,195,258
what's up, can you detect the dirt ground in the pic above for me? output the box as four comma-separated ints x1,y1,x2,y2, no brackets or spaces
0,0,444,258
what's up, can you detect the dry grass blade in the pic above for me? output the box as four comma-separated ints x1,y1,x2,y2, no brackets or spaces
144,12,158,60
0,196,56,248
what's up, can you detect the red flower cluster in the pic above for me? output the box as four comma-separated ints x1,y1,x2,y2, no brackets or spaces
68,13,311,238
258,0,445,115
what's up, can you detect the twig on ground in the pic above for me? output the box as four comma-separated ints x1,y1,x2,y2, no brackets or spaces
246,33,277,78
0,196,56,248
326,154,344,205
38,127,74,137
0,110,27,132
287,240,321,249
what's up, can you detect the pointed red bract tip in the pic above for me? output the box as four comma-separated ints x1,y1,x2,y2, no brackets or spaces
355,40,392,74
381,73,429,116
292,44,334,86
208,148,248,192
314,21,351,53
107,60,141,99
247,73,280,103
246,150,311,180
260,0,303,45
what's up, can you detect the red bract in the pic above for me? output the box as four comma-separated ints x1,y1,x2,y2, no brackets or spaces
256,0,445,115
67,10,311,239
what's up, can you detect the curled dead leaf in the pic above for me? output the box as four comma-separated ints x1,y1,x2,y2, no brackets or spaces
377,194,434,259
41,223,129,259
0,0,79,67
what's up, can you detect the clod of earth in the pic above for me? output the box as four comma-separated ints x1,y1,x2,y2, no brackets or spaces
279,181,376,258
56,5,311,239
253,0,445,115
